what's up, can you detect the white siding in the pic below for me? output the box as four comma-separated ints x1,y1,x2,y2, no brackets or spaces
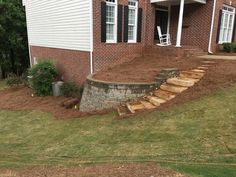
25,0,92,52
22,0,26,6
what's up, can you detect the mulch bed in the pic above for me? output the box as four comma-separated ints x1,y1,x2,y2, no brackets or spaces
0,163,186,177
0,58,236,119
93,56,203,83
0,86,110,119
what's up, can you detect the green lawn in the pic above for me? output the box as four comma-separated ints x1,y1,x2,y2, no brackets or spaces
0,83,236,177
0,80,7,91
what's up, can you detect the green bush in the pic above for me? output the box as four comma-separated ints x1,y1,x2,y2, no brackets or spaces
61,82,83,98
223,43,233,53
21,70,30,86
29,60,58,96
233,43,236,53
223,43,236,53
6,75,23,87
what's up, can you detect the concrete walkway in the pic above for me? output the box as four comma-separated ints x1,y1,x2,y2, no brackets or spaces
198,55,236,60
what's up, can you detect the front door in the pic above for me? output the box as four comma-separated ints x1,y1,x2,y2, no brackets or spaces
154,10,169,41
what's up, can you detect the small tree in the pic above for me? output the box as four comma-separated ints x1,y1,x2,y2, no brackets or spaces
29,60,58,96
0,0,30,78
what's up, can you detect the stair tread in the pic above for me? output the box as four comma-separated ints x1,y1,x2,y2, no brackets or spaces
146,96,166,106
140,101,157,109
126,102,145,114
191,69,206,73
160,84,188,93
153,90,176,101
167,77,195,87
178,76,200,83
201,61,216,64
117,105,132,116
197,66,208,70
180,71,205,79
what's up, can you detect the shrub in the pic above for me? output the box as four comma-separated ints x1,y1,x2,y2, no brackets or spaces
6,75,23,87
223,43,233,53
61,82,83,98
21,70,30,86
29,60,58,96
233,43,236,53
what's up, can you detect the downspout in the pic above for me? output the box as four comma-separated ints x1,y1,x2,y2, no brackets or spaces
24,2,33,67
90,0,94,74
208,0,217,54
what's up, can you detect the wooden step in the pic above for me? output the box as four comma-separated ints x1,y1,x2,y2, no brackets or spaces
197,66,208,70
153,90,176,101
167,77,195,87
117,105,132,116
201,64,212,67
180,73,203,80
140,101,157,109
180,71,204,79
146,96,166,106
126,102,145,113
178,76,200,83
191,69,206,73
201,61,216,64
160,84,188,93
182,71,205,76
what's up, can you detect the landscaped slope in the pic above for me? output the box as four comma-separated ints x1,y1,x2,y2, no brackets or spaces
0,84,236,176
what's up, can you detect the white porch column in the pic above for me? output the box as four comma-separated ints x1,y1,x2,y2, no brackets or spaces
176,0,185,47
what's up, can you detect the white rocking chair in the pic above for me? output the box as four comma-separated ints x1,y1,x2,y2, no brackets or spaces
156,26,171,46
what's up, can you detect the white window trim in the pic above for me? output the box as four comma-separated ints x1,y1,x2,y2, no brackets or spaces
128,0,138,43
218,5,235,44
106,0,118,43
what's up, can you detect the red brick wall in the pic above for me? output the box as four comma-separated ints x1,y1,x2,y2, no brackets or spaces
30,46,91,85
29,0,236,84
211,0,236,51
169,1,214,51
92,0,151,72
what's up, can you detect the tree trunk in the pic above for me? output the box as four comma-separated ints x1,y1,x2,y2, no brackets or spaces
10,49,16,74
0,66,2,80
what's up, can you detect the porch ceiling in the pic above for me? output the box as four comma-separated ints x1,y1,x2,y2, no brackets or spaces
150,0,206,6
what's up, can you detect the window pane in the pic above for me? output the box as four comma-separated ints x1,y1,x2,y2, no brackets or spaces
106,5,115,23
128,9,136,25
106,24,114,40
128,26,134,40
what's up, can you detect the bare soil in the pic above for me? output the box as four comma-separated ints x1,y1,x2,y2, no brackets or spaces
0,163,186,177
0,58,236,119
93,56,203,83
0,86,110,119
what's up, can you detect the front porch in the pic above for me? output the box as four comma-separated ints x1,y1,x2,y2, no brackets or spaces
150,0,207,48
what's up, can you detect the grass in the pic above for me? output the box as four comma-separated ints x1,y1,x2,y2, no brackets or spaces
0,80,7,90
0,83,236,176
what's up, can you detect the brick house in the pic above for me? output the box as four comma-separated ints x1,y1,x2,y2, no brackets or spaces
23,0,236,84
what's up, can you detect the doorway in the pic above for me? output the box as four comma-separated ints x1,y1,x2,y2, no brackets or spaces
154,8,169,41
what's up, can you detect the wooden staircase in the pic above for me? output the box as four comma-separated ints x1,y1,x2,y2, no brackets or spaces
117,60,216,117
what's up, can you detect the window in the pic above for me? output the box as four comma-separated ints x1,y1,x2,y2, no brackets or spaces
219,5,235,44
106,0,117,43
128,0,138,43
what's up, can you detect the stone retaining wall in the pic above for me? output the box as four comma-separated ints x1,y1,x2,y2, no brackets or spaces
80,68,179,112
79,75,158,112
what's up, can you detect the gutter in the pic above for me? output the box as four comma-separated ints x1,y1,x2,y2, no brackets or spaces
24,2,33,67
89,0,94,74
208,0,217,54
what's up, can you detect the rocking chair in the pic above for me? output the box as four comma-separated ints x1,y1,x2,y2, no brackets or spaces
156,26,171,46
